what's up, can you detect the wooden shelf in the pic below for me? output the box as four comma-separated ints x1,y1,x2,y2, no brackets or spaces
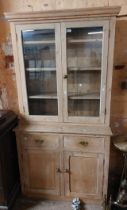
29,93,100,100
23,40,55,45
29,94,57,99
67,38,102,43
68,93,100,100
68,67,101,71
26,68,56,72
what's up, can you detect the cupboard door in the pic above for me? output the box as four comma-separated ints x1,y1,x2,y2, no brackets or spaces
64,152,104,199
61,21,109,123
23,149,60,196
16,24,62,121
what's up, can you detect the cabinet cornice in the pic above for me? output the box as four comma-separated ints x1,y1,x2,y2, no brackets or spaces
4,6,120,22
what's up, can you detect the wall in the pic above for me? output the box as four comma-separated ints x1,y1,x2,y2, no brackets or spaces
0,0,127,14
0,2,18,111
111,20,127,135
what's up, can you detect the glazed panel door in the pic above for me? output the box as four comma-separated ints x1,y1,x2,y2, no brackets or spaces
61,21,109,123
16,23,62,121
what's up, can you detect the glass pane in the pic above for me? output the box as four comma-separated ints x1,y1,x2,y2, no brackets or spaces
66,27,103,117
22,29,58,115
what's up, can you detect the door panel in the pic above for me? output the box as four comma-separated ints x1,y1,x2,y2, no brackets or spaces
22,29,57,116
23,149,60,195
64,152,104,199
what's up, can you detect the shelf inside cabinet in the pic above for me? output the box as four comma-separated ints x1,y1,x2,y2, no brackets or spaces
28,94,57,99
26,68,56,72
68,93,100,100
23,40,55,45
68,67,101,71
67,38,102,44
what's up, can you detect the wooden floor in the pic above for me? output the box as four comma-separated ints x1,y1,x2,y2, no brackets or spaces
12,196,123,210
13,197,103,210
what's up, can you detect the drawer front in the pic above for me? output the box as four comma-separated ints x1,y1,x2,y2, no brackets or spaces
64,135,104,153
22,133,59,149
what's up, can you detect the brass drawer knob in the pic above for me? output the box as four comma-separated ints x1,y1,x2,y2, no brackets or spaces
79,141,88,146
35,139,44,144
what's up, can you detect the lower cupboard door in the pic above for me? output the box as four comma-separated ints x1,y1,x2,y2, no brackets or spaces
23,149,61,196
64,152,104,200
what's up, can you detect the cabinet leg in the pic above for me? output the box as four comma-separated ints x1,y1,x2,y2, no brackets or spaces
102,195,112,210
102,195,109,210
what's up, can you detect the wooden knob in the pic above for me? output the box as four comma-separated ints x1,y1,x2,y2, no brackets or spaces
56,168,61,173
64,75,68,79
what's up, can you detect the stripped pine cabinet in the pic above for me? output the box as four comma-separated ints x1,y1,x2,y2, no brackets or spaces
5,6,120,208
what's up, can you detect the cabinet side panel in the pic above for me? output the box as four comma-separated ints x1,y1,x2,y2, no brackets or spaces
105,17,116,125
10,23,24,113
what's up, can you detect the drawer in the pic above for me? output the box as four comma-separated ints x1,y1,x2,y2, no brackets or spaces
22,133,59,149
64,135,104,153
